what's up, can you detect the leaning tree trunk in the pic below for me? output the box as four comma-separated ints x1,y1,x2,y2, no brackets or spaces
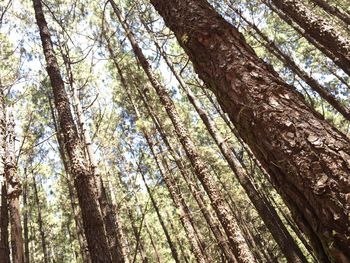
137,87,237,263
228,4,350,121
140,174,181,263
139,15,307,262
111,44,232,262
31,0,112,262
5,112,25,263
48,96,91,263
113,61,210,262
268,0,350,76
147,139,210,263
149,0,350,262
64,53,125,263
109,2,255,262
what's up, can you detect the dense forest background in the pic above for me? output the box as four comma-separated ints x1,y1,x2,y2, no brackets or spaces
0,0,349,262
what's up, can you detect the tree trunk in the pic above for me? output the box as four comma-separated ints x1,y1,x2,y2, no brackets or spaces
136,80,239,262
0,182,10,263
112,44,235,261
48,95,91,263
5,111,25,263
134,194,161,263
62,47,125,263
109,2,255,262
0,90,9,263
140,16,307,262
267,0,350,76
111,59,209,262
111,48,228,262
105,174,130,263
229,5,350,121
149,0,350,262
310,0,350,27
165,210,191,263
148,141,210,263
31,1,112,262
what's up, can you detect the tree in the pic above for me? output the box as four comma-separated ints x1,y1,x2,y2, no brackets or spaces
5,111,25,263
109,1,256,262
149,0,350,262
31,0,112,262
267,0,350,76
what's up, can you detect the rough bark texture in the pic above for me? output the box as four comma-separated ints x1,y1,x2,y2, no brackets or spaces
48,96,91,263
149,0,350,262
229,5,350,121
61,42,125,263
141,17,307,262
31,0,112,262
0,182,10,263
5,112,25,263
268,0,350,76
67,64,124,263
0,92,9,263
109,2,255,262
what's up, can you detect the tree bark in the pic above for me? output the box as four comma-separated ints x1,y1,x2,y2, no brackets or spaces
111,47,229,262
109,2,255,262
0,91,9,263
31,1,112,262
148,141,210,263
165,210,191,263
61,47,125,263
149,0,350,262
47,95,91,263
137,86,234,262
229,5,350,121
105,174,130,263
5,111,25,263
0,182,10,263
140,16,307,262
267,0,350,76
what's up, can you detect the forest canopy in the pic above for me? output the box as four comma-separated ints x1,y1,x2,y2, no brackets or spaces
0,0,349,262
